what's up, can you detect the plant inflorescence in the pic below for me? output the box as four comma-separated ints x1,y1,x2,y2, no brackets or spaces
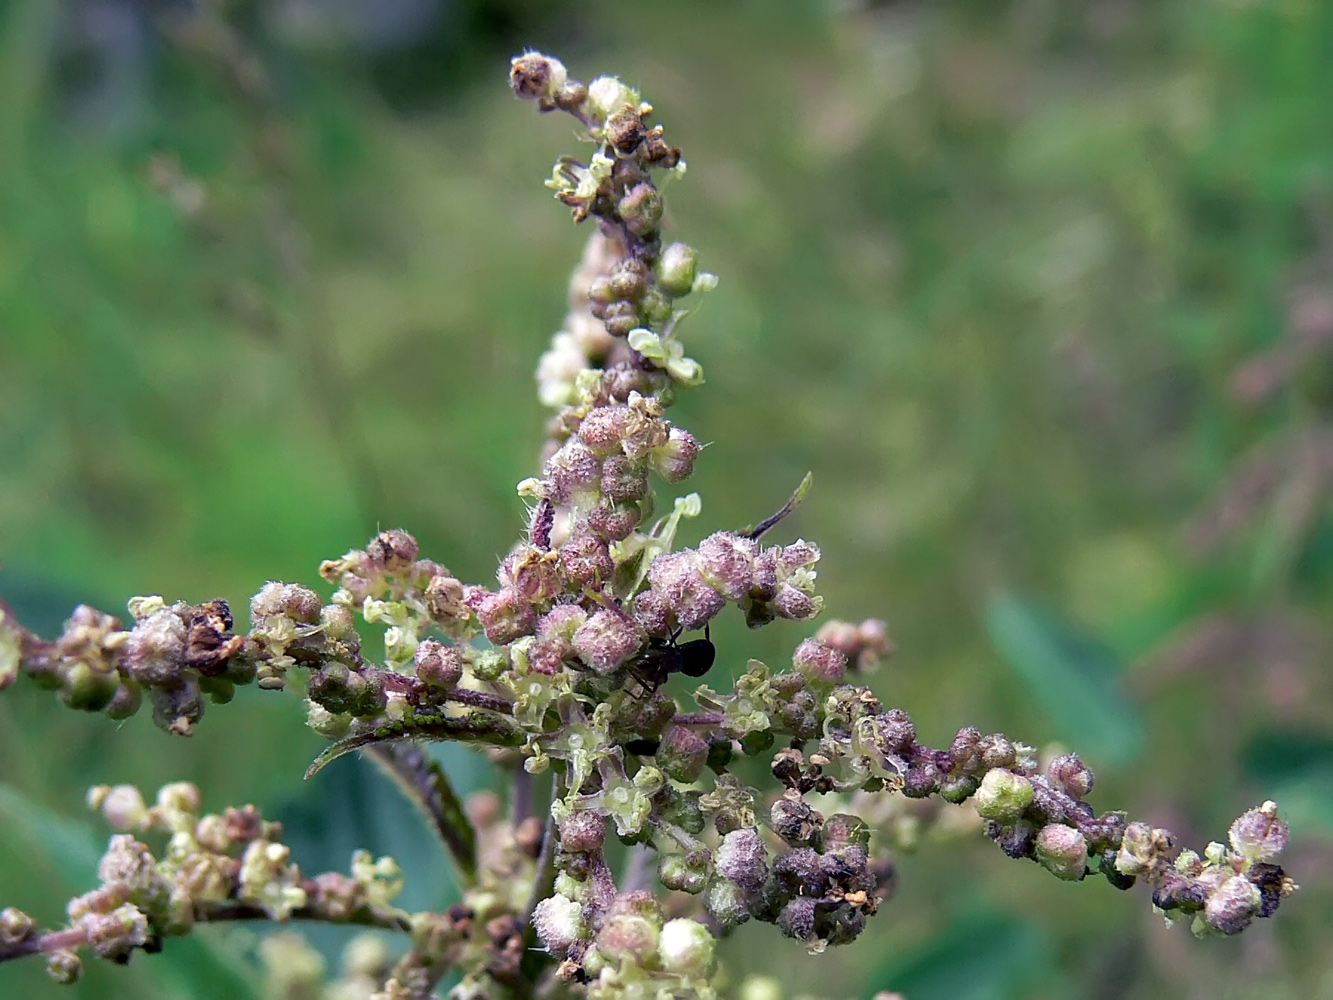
0,52,1297,1000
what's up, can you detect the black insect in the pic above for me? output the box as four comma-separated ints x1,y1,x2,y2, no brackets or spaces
626,625,715,695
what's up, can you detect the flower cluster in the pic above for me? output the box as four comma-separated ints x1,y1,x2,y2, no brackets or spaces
0,50,1301,1000
0,782,407,985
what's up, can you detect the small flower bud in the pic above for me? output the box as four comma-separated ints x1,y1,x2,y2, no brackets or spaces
1115,821,1174,877
793,638,847,685
532,894,586,955
578,405,634,456
46,950,83,984
656,726,709,783
863,709,915,756
601,454,649,501
414,640,463,688
773,584,818,621
586,499,642,541
632,589,673,636
123,609,187,685
586,76,635,120
543,439,602,504
1204,875,1263,935
559,811,607,853
820,814,871,855
93,784,148,831
651,426,700,483
658,918,715,977
607,259,649,300
500,546,562,605
476,588,538,646
1047,754,1094,799
1035,824,1088,881
510,52,567,101
572,608,645,675
602,299,640,338
696,532,758,602
83,903,149,959
715,828,769,893
618,183,663,237
647,552,725,631
367,529,418,572
978,734,1017,770
1228,801,1288,863
150,678,205,735
0,907,35,945
974,769,1034,825
704,877,752,929
59,660,119,712
595,910,660,967
657,242,699,298
659,853,709,894
771,792,823,848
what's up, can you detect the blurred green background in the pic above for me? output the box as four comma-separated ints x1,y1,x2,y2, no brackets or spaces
2,0,1332,997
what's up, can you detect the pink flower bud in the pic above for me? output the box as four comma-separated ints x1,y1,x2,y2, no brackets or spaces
542,440,602,504
367,529,419,572
578,405,635,457
632,589,672,637
573,608,645,675
559,533,615,588
476,588,537,646
123,609,186,685
652,427,699,483
773,584,817,621
792,638,847,685
586,500,642,541
696,532,758,601
647,552,725,631
414,640,463,688
601,454,649,501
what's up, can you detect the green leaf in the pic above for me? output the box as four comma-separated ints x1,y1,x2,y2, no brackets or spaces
305,711,524,779
985,594,1144,766
869,910,1050,1000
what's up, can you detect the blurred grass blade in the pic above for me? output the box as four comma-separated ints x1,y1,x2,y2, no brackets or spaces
985,594,1144,766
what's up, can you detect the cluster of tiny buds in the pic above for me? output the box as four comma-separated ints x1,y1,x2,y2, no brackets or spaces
0,782,405,985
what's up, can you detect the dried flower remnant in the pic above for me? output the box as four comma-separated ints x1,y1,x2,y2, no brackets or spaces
0,49,1300,1000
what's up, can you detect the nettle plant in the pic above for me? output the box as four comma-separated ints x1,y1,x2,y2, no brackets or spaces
0,54,1299,1000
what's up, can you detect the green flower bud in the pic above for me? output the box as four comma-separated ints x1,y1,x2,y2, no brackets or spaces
595,911,660,967
1035,824,1088,881
0,907,35,945
657,918,716,977
532,894,587,955
60,660,119,712
974,769,1034,825
704,876,751,929
657,242,699,298
657,726,709,783
46,950,83,984
659,853,709,894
